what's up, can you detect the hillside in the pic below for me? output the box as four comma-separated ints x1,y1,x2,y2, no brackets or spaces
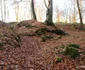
0,20,85,70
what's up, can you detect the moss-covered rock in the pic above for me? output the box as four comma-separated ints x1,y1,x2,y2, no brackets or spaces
68,44,80,49
64,47,80,58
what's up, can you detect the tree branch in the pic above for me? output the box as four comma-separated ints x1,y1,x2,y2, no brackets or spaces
44,0,48,9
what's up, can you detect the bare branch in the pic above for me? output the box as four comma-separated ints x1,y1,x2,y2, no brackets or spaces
44,0,48,9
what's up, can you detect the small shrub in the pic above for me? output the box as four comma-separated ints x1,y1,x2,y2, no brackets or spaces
68,44,80,49
56,56,62,62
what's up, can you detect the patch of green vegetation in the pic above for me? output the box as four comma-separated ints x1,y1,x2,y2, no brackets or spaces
25,24,33,28
0,34,4,38
0,42,3,46
0,43,5,51
64,47,80,58
15,36,21,42
11,34,21,43
41,35,53,42
0,47,5,51
36,28,46,35
54,35,62,40
57,35,62,39
8,22,18,24
59,44,80,58
8,22,18,28
68,44,80,49
60,45,65,49
13,35,21,47
6,34,21,48
52,29,68,35
55,56,62,62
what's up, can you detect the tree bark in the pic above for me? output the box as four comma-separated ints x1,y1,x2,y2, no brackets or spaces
1,0,4,21
31,0,37,20
44,0,54,26
76,0,83,29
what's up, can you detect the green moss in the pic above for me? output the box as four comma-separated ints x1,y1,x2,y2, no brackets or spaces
0,43,5,51
56,56,62,62
36,28,46,35
52,29,68,35
15,35,21,42
0,42,3,46
8,22,18,24
41,35,53,42
68,44,80,49
60,45,65,49
58,35,62,39
60,44,80,58
25,24,33,28
0,47,5,51
12,34,21,43
64,47,80,58
42,35,46,42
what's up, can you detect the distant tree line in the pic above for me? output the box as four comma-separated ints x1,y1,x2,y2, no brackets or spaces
0,0,85,29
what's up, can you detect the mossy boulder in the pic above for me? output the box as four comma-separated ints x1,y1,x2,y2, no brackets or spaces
64,47,80,58
68,44,80,49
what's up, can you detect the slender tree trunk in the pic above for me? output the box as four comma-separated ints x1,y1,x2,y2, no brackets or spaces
1,0,4,21
73,6,76,23
31,0,37,20
44,0,54,26
4,1,6,21
76,0,83,29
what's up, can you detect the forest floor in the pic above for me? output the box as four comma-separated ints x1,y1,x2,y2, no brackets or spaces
0,20,85,70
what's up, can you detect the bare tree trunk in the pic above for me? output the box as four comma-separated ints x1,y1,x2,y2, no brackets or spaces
31,0,37,20
1,0,4,21
76,0,83,29
44,0,54,26
73,6,76,23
